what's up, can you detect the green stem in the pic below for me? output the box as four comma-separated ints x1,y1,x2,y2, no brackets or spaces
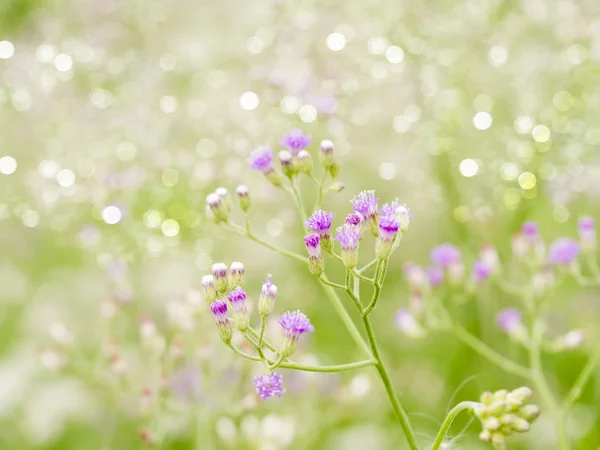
451,323,531,378
290,179,308,226
351,269,374,283
358,258,378,274
280,359,377,373
314,171,328,210
529,318,570,450
563,348,600,413
431,401,479,450
257,316,267,349
318,277,346,290
362,314,419,449
221,222,308,263
246,327,280,356
343,269,364,312
362,259,386,316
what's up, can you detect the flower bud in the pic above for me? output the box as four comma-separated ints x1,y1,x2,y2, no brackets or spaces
326,182,346,193
296,150,313,174
202,275,217,304
258,274,277,317
479,429,492,442
319,139,335,168
490,432,505,449
279,150,296,178
552,329,585,351
278,310,314,357
518,404,540,422
212,263,228,294
480,391,494,405
335,227,360,269
304,234,324,276
227,287,249,331
215,187,232,214
483,417,501,430
235,185,251,212
508,416,530,432
266,170,283,187
206,193,229,222
229,262,245,289
510,387,533,402
329,160,341,179
210,300,232,344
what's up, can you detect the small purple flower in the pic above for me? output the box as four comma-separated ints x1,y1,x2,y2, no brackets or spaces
253,372,285,400
430,244,462,267
579,216,595,233
278,310,315,340
472,260,492,283
248,146,275,173
305,210,335,239
427,266,444,287
378,214,400,243
304,234,321,258
335,227,361,251
344,213,363,233
521,221,539,242
227,287,247,313
351,190,379,219
258,274,278,317
578,216,596,251
210,300,228,326
497,308,522,334
548,238,581,265
279,129,312,155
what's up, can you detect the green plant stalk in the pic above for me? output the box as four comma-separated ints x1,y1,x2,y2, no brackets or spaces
431,401,479,450
362,259,386,316
349,271,419,449
563,348,600,413
314,171,328,210
529,318,570,450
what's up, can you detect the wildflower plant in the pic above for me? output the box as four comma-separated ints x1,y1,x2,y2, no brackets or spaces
199,129,571,450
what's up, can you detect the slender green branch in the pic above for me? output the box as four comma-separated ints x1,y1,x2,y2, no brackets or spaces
358,258,378,274
314,171,328,211
221,222,308,263
351,269,374,283
318,277,346,290
528,317,570,450
431,401,479,450
289,179,308,226
246,327,280,356
269,354,286,370
362,259,386,316
343,269,364,312
279,359,377,373
327,250,345,264
228,343,262,362
563,348,600,413
257,316,267,349
451,323,531,379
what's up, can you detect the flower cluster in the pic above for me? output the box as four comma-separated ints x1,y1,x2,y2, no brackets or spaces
474,387,540,449
397,218,596,343
248,129,340,185
202,264,314,400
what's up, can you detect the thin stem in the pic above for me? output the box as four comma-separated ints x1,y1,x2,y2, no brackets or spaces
279,359,377,373
358,258,378,274
289,178,308,226
451,323,531,379
351,269,374,283
314,171,328,211
362,259,386,316
228,343,262,362
257,316,267,349
221,222,308,263
269,354,286,370
246,327,280,356
529,318,570,449
346,267,419,448
431,401,479,450
362,314,419,449
318,277,346,290
343,269,364,312
563,348,600,413
327,249,345,264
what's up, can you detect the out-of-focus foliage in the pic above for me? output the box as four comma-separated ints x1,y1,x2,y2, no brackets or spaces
1,0,600,449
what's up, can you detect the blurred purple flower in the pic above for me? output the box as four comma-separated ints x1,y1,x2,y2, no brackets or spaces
248,146,275,173
280,129,312,155
548,238,581,265
430,243,461,267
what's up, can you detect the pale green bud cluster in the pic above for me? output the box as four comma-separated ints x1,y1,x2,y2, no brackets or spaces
475,387,540,449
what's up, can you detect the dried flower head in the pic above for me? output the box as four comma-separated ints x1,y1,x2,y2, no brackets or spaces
280,129,312,155
253,372,284,400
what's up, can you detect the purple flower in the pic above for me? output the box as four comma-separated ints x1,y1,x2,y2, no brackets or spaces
350,190,379,219
304,234,321,258
427,266,444,286
335,227,361,251
248,146,275,173
210,300,228,325
521,221,539,241
548,238,581,265
344,213,363,232
227,287,247,312
305,210,335,239
497,308,522,334
403,262,428,288
279,129,312,155
258,274,278,317
579,216,596,251
378,213,400,243
395,309,425,338
430,244,462,267
472,260,492,283
579,216,595,233
278,310,315,340
253,372,284,400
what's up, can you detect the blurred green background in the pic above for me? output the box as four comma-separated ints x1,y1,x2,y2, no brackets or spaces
1,0,600,448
